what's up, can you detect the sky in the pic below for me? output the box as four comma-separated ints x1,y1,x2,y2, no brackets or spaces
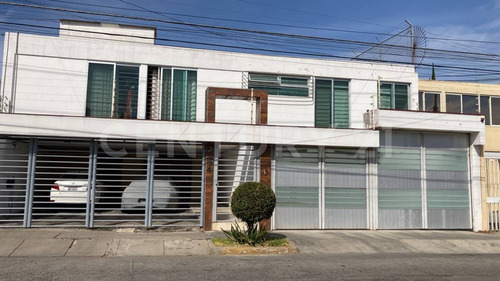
1,0,500,82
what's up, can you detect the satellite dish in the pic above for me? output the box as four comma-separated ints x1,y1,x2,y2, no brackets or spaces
410,25,427,66
352,21,428,67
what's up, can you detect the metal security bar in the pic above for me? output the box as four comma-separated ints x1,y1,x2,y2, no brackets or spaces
31,139,92,227
215,144,259,221
486,158,500,231
93,140,148,227
0,138,30,226
151,142,203,227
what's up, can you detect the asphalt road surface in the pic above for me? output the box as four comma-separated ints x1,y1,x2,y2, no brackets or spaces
2,254,499,280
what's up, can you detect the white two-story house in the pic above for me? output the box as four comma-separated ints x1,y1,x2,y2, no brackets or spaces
0,20,485,231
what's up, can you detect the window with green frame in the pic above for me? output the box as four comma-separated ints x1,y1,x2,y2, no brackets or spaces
85,63,139,119
380,83,409,110
161,68,197,121
248,73,309,97
315,79,349,128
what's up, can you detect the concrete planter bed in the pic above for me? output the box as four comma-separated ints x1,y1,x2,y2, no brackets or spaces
209,239,299,255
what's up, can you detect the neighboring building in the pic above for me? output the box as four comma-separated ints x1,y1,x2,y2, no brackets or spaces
419,79,500,231
0,20,485,231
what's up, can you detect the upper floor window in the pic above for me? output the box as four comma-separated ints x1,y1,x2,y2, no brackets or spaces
445,93,479,115
477,96,497,126
491,97,500,125
315,79,349,128
248,73,309,97
418,92,440,112
160,68,197,121
380,83,409,110
444,93,495,125
86,63,139,119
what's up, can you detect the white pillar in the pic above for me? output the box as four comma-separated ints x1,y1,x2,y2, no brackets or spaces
470,141,484,231
137,65,148,119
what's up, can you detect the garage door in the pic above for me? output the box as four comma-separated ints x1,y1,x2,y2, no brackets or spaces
378,132,471,229
275,146,319,229
0,137,203,228
274,146,368,229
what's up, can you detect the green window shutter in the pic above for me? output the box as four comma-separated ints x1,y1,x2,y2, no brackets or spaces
161,68,172,120
314,79,332,127
172,69,197,121
114,65,139,119
333,80,349,128
249,74,279,83
394,84,408,110
281,77,308,86
172,69,187,121
86,63,114,117
186,70,197,121
248,74,309,97
380,83,392,109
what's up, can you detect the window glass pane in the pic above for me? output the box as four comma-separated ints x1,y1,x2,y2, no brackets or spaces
86,63,114,117
446,94,461,113
277,87,308,96
314,79,332,128
462,95,478,114
281,77,308,86
172,69,187,121
114,65,139,119
492,97,500,125
161,68,172,120
394,84,408,110
186,70,197,121
248,73,309,97
249,74,279,83
333,80,349,128
480,96,490,125
418,92,423,111
172,69,197,121
379,83,392,109
424,93,440,112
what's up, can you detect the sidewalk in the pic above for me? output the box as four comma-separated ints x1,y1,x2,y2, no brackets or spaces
1,228,500,257
0,228,212,257
282,230,500,254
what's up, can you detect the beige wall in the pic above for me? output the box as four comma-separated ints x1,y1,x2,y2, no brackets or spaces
419,80,500,152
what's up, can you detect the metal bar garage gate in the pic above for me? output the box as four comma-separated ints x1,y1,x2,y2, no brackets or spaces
486,158,500,231
0,137,203,228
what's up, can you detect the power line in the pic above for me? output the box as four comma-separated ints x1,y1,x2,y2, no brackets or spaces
33,0,500,45
3,2,500,81
2,1,500,60
4,21,500,77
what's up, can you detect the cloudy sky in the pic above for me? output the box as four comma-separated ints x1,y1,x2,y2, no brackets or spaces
1,0,500,82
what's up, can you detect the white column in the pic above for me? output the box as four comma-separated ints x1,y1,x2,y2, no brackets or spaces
470,142,484,231
136,65,148,119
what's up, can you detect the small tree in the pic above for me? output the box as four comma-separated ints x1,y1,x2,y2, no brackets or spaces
222,182,276,246
231,182,276,228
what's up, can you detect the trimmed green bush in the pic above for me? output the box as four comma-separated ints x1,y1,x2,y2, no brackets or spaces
230,182,276,227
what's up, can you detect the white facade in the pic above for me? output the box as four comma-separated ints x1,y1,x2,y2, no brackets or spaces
1,21,418,128
0,21,487,231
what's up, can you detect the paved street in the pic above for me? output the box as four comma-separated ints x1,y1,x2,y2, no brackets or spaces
1,254,499,281
1,228,500,280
